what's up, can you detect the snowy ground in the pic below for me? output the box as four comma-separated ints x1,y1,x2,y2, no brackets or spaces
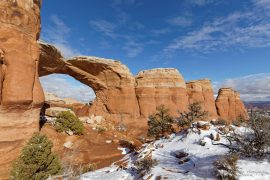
81,123,270,180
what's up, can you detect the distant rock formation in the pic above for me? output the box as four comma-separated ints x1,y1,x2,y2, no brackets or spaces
216,88,248,122
0,0,43,177
186,79,218,119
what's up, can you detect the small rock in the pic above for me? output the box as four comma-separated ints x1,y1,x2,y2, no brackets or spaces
106,140,112,143
94,116,104,124
178,157,190,164
86,118,95,124
174,151,189,159
66,130,73,136
63,141,73,149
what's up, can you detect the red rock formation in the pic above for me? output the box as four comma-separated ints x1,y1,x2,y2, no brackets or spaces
186,79,218,119
135,68,189,117
215,88,248,122
0,0,44,177
0,1,249,178
39,44,142,134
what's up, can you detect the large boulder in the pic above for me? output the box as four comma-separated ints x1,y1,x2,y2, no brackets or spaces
135,68,189,117
215,88,248,122
0,0,43,177
186,79,218,119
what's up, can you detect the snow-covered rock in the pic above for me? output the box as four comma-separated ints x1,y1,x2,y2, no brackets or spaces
81,125,270,180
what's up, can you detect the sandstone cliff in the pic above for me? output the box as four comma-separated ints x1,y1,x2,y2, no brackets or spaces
186,79,218,119
135,68,189,117
215,88,248,122
0,0,43,177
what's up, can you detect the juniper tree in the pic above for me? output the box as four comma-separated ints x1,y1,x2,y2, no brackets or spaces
147,105,174,139
10,133,62,180
177,102,208,127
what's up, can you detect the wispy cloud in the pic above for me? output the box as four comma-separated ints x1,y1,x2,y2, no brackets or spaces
253,0,270,9
90,20,117,39
89,1,144,58
42,15,81,58
163,3,270,56
122,38,143,58
167,16,192,26
186,0,216,6
40,74,96,103
151,28,171,36
214,73,270,101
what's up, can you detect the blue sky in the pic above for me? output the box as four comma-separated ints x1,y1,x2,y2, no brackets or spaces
40,0,270,102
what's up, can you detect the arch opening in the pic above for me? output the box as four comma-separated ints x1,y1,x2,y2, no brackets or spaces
40,74,96,104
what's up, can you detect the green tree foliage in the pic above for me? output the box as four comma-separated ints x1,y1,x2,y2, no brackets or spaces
147,105,174,139
177,102,208,127
10,133,62,180
55,111,84,135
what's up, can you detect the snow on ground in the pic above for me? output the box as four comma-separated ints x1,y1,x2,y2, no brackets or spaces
81,123,270,180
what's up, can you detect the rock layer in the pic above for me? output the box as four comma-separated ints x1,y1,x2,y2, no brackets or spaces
38,42,248,124
135,68,188,117
0,0,43,177
186,79,218,119
215,88,248,122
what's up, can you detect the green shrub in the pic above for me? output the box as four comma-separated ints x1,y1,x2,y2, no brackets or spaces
147,105,174,139
176,102,208,128
211,119,228,126
55,111,84,135
10,133,62,180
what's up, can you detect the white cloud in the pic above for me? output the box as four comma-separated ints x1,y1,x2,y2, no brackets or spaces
163,3,270,56
215,73,270,101
90,19,144,58
122,38,143,58
151,28,171,36
167,16,192,27
42,15,81,58
40,74,96,103
90,20,117,38
253,0,270,9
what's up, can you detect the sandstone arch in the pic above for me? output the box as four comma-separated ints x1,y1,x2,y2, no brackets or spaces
0,0,249,178
38,42,141,131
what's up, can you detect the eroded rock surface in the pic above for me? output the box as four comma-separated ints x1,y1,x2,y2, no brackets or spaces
135,68,189,117
0,0,43,177
215,88,248,122
186,79,218,119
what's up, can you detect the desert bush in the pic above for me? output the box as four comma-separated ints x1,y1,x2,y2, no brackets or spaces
176,102,208,128
135,157,157,175
55,111,84,135
96,126,107,133
214,154,239,180
147,105,174,139
211,119,228,126
10,133,62,180
214,112,270,158
80,163,97,174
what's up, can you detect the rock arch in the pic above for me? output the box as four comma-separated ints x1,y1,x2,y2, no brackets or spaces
0,0,248,177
